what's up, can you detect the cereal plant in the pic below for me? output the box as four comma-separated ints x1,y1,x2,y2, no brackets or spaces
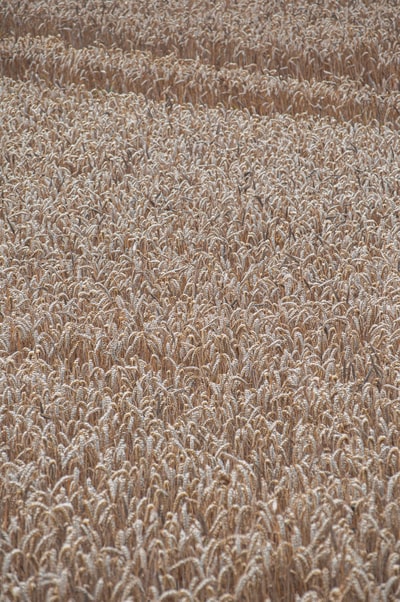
1,1,400,600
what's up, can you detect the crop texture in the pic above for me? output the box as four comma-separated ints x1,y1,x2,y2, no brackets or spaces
1,1,400,600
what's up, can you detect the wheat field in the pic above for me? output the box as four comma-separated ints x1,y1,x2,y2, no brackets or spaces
1,1,400,601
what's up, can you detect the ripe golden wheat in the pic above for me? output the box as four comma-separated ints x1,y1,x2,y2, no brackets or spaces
1,1,400,600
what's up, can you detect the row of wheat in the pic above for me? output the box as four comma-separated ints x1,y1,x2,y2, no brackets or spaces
1,0,399,92
1,35,399,127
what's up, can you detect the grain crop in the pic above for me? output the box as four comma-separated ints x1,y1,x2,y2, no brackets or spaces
1,1,400,601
